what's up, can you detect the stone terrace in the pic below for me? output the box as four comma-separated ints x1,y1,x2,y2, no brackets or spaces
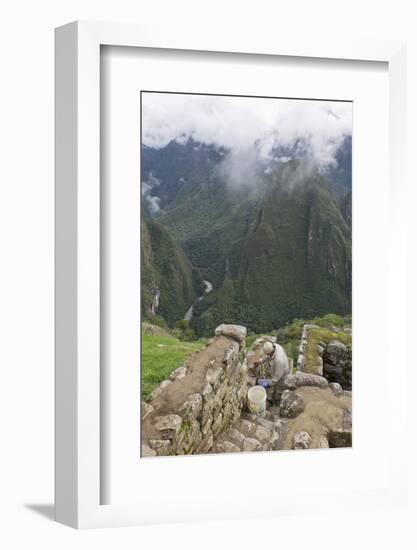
142,325,352,456
141,324,248,457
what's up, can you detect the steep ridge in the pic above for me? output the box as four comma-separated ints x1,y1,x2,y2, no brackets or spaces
192,161,351,334
141,216,201,324
142,140,351,334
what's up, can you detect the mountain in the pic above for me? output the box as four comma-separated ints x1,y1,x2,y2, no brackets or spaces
141,215,201,324
256,134,352,205
190,161,351,334
241,162,351,323
143,139,263,288
142,139,226,213
322,135,352,203
141,138,352,334
340,190,352,228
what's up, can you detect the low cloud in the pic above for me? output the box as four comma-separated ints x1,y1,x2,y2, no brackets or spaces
217,146,261,190
142,93,352,189
142,172,161,214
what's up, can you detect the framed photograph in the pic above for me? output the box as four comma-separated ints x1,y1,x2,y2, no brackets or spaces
55,21,407,528
138,90,354,457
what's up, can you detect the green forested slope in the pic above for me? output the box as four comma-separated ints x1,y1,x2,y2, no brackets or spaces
142,141,352,336
187,162,352,335
141,216,201,324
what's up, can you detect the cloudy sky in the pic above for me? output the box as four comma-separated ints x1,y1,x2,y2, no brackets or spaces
141,92,352,168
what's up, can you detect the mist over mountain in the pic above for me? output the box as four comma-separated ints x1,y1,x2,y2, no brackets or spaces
140,94,352,335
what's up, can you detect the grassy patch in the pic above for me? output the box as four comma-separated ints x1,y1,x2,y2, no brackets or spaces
141,321,173,338
245,334,259,349
309,313,349,329
141,331,206,400
304,327,351,374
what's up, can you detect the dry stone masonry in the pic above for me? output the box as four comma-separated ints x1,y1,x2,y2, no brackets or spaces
213,410,289,453
142,323,353,457
142,324,248,456
296,324,352,387
323,340,352,390
296,323,320,372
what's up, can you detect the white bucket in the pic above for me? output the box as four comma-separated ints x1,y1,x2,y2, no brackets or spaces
247,385,267,417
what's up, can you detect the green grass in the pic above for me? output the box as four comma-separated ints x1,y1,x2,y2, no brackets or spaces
141,331,206,400
304,327,351,373
245,334,261,349
309,313,347,329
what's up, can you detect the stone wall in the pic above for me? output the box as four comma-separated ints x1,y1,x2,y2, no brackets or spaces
297,324,352,381
296,324,319,371
141,324,248,457
323,340,352,390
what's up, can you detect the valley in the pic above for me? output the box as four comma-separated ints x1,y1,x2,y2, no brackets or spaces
140,93,353,457
141,137,352,337
184,279,214,321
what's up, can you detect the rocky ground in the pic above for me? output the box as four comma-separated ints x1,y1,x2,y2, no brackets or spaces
212,381,352,453
142,324,352,456
212,332,352,453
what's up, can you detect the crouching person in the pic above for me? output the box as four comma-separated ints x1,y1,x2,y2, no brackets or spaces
255,341,290,405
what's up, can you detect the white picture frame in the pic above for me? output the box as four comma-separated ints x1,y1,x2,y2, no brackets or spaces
55,21,407,529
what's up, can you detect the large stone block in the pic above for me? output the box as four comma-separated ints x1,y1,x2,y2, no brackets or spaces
279,390,305,418
284,371,328,390
141,444,156,457
141,401,154,420
293,431,312,449
255,425,270,443
153,414,182,440
169,366,188,381
179,393,203,420
196,430,214,454
220,441,241,453
206,365,223,387
329,382,343,397
215,324,247,343
201,414,213,435
323,341,352,390
212,413,223,436
149,439,172,456
174,419,202,454
216,380,228,402
238,419,257,437
325,340,348,365
243,438,262,452
201,382,213,400
227,428,245,447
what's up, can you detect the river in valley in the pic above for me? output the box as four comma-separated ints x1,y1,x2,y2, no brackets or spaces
184,280,213,321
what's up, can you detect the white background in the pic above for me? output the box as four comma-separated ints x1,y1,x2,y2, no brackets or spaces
1,0,416,548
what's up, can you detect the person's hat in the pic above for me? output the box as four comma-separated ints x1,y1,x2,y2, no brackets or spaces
263,341,274,354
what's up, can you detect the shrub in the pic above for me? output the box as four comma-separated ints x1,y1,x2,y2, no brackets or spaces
141,333,205,399
310,313,345,329
172,319,189,331
172,319,197,341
